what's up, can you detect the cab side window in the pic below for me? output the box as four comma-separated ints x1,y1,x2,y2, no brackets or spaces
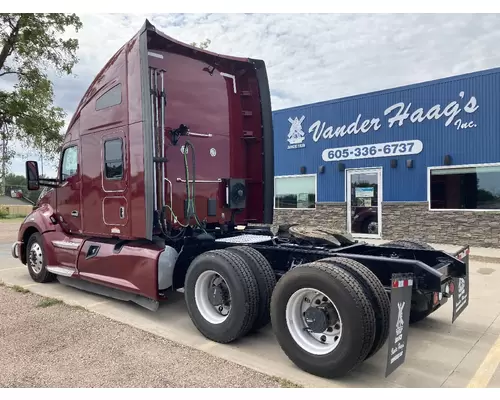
95,84,122,111
104,138,123,180
61,146,78,181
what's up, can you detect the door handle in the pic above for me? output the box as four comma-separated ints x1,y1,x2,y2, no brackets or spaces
71,210,79,217
119,207,125,219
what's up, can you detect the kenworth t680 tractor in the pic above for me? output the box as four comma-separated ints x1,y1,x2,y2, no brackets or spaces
12,20,469,379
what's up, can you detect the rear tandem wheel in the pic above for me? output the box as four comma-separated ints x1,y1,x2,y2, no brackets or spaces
184,249,260,343
270,261,377,378
319,256,390,360
225,245,277,332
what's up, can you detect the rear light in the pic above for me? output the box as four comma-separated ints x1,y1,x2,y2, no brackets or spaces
433,291,444,305
448,281,455,295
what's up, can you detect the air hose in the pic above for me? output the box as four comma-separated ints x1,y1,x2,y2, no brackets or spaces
182,140,207,234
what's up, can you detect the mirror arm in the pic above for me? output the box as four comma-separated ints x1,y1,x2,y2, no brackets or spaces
38,178,60,188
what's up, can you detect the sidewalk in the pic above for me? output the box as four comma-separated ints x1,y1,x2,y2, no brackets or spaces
361,238,500,263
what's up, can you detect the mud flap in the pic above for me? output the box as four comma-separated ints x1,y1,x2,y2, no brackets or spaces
452,247,470,323
385,273,414,377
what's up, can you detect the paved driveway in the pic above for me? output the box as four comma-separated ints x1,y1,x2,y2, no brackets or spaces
1,220,499,388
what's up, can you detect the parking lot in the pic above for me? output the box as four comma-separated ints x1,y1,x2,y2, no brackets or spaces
1,220,499,388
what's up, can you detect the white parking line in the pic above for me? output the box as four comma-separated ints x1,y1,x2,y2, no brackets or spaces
467,334,500,388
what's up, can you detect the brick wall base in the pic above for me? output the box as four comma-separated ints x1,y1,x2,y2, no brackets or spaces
382,202,500,248
273,202,500,248
273,203,347,231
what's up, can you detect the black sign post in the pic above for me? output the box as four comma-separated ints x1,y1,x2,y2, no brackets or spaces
385,273,414,378
452,247,470,323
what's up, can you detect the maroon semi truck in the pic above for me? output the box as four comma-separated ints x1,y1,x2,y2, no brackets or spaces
12,20,470,379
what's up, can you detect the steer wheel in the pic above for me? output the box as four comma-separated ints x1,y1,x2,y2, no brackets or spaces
26,232,56,283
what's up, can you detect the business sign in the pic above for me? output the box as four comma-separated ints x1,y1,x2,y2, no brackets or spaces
286,91,479,153
322,140,423,162
287,116,307,150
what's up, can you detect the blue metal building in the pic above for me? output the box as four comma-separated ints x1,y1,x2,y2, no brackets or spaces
271,67,500,247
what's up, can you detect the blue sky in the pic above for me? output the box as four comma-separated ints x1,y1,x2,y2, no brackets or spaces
6,12,500,176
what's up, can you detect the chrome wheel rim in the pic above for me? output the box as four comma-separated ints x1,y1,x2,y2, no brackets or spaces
285,288,343,355
29,242,43,274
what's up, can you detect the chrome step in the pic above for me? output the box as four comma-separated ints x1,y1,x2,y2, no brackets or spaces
46,266,76,277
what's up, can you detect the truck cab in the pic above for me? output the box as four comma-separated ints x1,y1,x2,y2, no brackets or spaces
13,19,274,300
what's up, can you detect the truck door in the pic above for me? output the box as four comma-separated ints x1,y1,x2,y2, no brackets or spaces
101,130,129,234
56,141,82,234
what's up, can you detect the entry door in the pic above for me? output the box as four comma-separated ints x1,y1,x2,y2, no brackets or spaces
346,168,382,238
56,141,82,234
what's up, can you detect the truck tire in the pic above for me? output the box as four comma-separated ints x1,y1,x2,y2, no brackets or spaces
270,261,376,378
226,246,276,332
319,256,390,360
381,239,434,250
184,249,259,343
26,232,56,283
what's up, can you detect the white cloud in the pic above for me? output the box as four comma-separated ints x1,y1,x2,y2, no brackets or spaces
7,12,500,176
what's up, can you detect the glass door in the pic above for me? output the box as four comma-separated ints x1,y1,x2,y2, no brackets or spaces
346,168,382,238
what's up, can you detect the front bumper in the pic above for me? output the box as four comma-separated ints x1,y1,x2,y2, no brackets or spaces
11,241,21,259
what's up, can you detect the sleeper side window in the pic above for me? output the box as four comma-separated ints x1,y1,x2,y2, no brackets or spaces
104,138,124,180
95,83,122,111
61,146,78,181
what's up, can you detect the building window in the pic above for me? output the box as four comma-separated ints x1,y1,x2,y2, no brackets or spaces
429,164,500,210
61,146,78,181
104,138,124,179
275,175,316,209
95,83,122,111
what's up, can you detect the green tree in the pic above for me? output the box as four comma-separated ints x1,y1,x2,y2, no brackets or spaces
0,13,83,162
0,125,16,194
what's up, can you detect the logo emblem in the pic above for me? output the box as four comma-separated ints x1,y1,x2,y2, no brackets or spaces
458,277,465,294
396,301,405,333
287,116,306,149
